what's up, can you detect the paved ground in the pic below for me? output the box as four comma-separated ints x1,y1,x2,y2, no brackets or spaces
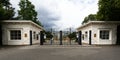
44,40,78,45
0,45,120,60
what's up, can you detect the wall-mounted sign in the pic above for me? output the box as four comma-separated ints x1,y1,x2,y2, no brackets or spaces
25,33,27,37
94,34,96,37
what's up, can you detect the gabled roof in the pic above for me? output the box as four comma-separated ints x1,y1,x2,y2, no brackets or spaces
2,20,44,30
77,21,120,30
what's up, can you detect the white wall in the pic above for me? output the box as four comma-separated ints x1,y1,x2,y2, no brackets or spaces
78,23,118,45
2,23,42,45
92,23,117,45
29,24,42,44
78,25,92,44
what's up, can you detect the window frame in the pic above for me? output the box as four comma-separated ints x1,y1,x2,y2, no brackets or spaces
99,29,111,40
85,31,88,38
33,31,36,40
82,34,84,40
36,34,39,40
8,29,22,41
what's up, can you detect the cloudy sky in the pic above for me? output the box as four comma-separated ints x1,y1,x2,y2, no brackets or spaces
10,0,99,30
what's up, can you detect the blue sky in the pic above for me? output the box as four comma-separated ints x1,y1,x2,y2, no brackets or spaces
10,0,98,30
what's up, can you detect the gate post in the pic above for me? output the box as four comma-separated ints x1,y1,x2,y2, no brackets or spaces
78,31,82,45
30,30,32,45
40,31,44,45
59,31,62,45
89,30,92,45
0,25,2,46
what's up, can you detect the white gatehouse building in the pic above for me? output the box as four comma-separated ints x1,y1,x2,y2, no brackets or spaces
1,20,44,45
77,21,120,45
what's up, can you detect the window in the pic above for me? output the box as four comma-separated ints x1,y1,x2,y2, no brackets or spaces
33,32,36,39
100,30,109,39
85,31,88,37
82,34,84,40
10,30,21,40
37,34,39,40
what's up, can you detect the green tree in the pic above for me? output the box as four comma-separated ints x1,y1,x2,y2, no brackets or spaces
0,0,15,20
68,32,76,40
0,4,5,20
18,0,41,25
18,0,36,20
82,14,97,24
45,31,53,40
33,20,42,26
0,0,15,46
97,0,120,21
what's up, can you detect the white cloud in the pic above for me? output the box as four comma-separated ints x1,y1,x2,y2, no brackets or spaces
10,0,99,30
52,0,99,30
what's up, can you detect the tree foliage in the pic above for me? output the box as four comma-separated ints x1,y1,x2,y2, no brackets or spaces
18,0,36,20
82,14,97,24
68,32,76,40
82,0,120,24
18,0,41,26
97,0,120,21
45,31,53,39
0,0,15,20
0,4,4,20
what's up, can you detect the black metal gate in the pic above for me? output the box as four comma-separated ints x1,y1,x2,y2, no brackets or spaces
43,28,78,45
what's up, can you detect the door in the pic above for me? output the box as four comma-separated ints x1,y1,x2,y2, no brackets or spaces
30,30,32,45
89,30,92,45
116,25,120,45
